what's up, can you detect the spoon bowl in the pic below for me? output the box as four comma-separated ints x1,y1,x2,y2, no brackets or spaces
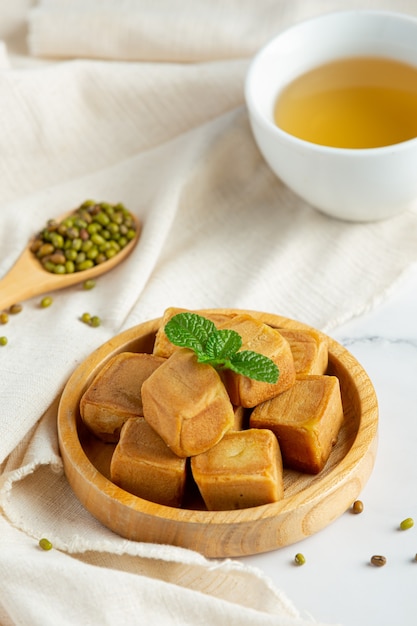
0,212,140,309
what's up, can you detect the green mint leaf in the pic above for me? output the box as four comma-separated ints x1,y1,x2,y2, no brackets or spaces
164,312,216,355
203,329,242,361
164,312,279,385
228,350,279,384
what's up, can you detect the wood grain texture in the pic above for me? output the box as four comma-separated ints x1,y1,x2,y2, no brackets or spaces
57,309,378,557
0,214,140,310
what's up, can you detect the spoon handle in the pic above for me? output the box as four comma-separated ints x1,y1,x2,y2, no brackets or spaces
0,249,54,309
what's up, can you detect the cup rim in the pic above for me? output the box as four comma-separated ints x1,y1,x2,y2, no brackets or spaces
245,8,417,156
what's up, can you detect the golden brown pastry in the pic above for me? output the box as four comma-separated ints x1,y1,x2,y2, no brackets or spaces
153,307,238,358
141,348,235,457
191,429,284,510
279,327,328,376
232,405,247,430
80,352,165,442
152,307,186,358
110,417,187,507
250,375,344,474
217,314,296,407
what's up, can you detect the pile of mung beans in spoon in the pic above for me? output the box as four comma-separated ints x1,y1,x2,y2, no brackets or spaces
30,200,137,274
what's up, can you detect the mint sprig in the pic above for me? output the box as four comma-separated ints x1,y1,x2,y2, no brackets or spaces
164,312,279,384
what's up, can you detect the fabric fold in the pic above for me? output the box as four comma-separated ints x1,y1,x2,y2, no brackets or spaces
0,511,336,626
28,0,288,62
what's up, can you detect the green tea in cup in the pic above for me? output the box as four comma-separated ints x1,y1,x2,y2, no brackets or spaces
274,56,417,149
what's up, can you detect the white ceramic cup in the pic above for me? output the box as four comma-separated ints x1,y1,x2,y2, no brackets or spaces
245,10,417,221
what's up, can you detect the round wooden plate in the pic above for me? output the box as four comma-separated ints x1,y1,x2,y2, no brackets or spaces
57,309,378,557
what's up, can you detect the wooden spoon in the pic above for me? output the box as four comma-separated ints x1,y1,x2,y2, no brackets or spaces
0,214,141,310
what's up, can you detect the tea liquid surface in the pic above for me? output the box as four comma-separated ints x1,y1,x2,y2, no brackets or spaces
274,56,417,148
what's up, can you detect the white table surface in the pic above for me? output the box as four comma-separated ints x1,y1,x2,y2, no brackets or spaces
241,264,417,626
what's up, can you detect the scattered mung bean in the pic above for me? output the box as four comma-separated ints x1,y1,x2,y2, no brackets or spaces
0,312,8,324
40,296,53,308
294,553,306,566
9,303,22,314
0,336,7,346
80,312,101,327
352,500,364,514
370,555,386,567
39,538,53,551
31,200,137,274
83,279,96,290
400,517,414,530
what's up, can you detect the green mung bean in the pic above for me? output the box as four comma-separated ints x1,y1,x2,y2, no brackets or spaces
50,233,64,249
400,517,414,530
81,239,94,252
87,247,99,260
76,259,94,271
294,553,306,566
71,237,83,251
39,538,53,551
43,261,56,273
65,248,78,261
94,211,110,226
91,233,105,246
40,296,53,308
0,336,8,346
105,248,117,259
75,252,86,264
87,222,100,235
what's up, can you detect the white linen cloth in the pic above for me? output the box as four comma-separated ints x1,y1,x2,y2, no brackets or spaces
1,0,417,624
